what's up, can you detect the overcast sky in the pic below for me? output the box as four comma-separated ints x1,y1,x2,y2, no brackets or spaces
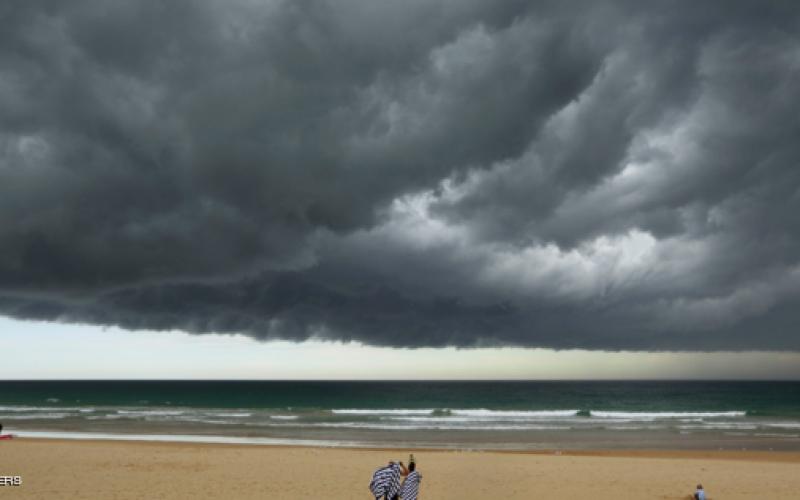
2,1,800,378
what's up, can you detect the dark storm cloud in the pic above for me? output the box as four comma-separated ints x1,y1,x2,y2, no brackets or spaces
1,1,799,350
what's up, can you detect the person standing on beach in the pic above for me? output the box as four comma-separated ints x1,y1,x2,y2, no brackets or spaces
399,460,421,500
694,484,706,500
369,460,402,500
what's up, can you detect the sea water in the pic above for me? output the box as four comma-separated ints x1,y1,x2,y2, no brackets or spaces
1,381,799,450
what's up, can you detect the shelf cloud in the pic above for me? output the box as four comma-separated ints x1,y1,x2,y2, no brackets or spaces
1,1,799,349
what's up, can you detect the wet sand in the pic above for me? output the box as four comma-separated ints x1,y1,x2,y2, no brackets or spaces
1,438,799,499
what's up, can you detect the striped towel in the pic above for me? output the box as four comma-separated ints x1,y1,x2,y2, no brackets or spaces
369,462,401,499
399,471,421,500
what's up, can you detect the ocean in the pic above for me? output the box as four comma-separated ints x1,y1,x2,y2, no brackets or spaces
2,381,799,450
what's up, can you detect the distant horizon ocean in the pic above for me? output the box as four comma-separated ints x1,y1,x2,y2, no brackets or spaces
2,380,799,450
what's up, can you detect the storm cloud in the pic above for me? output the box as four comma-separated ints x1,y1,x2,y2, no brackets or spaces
1,0,799,349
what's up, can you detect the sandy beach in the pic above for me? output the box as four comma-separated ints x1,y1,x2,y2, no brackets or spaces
1,439,799,499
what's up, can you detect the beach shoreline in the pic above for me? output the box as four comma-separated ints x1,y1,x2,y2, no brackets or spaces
8,436,800,461
6,423,800,453
2,438,800,499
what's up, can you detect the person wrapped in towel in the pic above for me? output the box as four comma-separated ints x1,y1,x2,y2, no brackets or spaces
369,461,402,500
399,460,421,500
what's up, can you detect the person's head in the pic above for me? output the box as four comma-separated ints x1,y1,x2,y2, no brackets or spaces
696,484,703,490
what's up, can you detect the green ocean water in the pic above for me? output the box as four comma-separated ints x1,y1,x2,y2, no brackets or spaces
1,381,799,415
2,381,799,449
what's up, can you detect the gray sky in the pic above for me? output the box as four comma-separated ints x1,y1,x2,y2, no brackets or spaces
1,1,800,362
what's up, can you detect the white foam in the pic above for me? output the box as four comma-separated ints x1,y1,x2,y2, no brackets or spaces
0,413,73,420
0,406,47,412
270,415,299,420
604,426,662,430
203,412,252,418
0,406,91,412
331,408,579,418
387,417,492,423
678,423,758,430
590,411,746,419
260,421,574,431
764,422,800,429
332,409,435,415
116,410,186,416
387,416,578,424
451,409,579,418
177,418,236,425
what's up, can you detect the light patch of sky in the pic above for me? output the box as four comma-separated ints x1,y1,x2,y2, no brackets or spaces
1,316,799,380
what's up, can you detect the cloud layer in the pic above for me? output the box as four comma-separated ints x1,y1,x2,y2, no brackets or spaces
2,0,799,349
